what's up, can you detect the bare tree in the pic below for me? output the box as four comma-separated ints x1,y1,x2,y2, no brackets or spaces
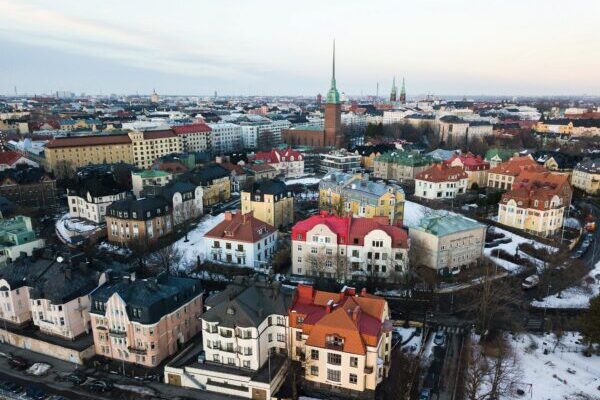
147,243,184,275
487,338,521,400
464,343,490,400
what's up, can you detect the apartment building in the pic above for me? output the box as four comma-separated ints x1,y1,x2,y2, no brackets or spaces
0,216,45,265
486,156,546,190
319,172,405,226
90,273,203,367
289,285,392,400
0,166,58,208
484,149,519,168
106,197,173,245
186,164,231,207
241,179,294,228
291,212,409,281
373,151,434,182
444,152,489,189
129,130,183,169
172,123,212,153
245,164,279,181
251,148,305,178
165,276,293,398
414,163,468,200
572,158,600,195
131,170,173,198
203,211,278,269
408,212,486,275
207,123,243,155
498,171,572,237
67,173,130,224
349,144,396,171
319,150,361,174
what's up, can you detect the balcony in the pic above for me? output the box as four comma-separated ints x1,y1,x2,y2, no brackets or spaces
128,346,147,355
109,329,127,338
210,247,222,254
364,366,374,374
219,330,233,338
325,342,344,352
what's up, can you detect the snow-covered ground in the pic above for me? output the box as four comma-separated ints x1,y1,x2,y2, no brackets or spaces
284,177,321,186
508,332,600,400
55,213,102,244
172,213,225,269
531,261,600,309
395,327,423,354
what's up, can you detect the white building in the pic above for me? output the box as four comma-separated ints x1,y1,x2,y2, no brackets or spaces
172,123,212,153
67,185,129,224
207,123,243,155
414,163,469,200
131,170,173,198
203,211,278,269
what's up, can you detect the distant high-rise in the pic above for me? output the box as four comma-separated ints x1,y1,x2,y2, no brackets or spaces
399,77,406,104
390,76,397,102
150,89,159,104
316,93,322,104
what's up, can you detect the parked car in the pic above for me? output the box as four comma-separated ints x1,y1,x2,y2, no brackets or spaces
65,372,87,385
419,388,432,400
433,331,446,347
0,381,24,394
522,274,540,289
8,355,30,370
86,379,113,393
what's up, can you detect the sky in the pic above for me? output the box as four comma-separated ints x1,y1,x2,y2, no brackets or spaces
1,0,599,97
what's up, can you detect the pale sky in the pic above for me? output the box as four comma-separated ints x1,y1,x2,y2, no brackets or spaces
1,0,599,97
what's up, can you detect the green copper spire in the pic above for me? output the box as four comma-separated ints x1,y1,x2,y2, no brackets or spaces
326,40,340,104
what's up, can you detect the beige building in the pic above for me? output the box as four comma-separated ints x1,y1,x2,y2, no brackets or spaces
106,197,173,245
241,179,294,228
373,151,434,182
486,155,546,190
90,273,203,367
131,170,173,198
129,130,183,169
408,212,486,275
572,158,600,195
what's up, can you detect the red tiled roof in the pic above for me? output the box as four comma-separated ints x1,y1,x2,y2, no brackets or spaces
220,162,247,176
142,129,177,140
252,148,303,164
489,156,546,176
45,134,132,148
0,151,23,166
444,152,489,171
501,171,572,210
172,123,212,135
204,210,276,243
416,163,467,183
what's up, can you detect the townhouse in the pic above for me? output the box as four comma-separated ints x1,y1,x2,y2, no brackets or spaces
444,152,489,189
90,273,203,367
291,211,409,281
319,172,405,226
241,179,294,229
498,171,573,237
203,211,278,269
289,285,392,399
165,276,293,398
572,158,600,195
373,151,434,182
251,148,305,178
408,212,486,275
186,164,231,207
0,216,45,265
131,170,173,198
106,197,173,245
486,155,547,190
172,123,212,153
414,163,468,200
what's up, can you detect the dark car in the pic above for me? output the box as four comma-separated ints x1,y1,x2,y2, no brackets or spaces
8,355,29,370
1,381,24,394
65,372,87,385
86,379,113,393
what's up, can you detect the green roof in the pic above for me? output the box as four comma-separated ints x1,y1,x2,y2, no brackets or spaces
375,151,434,167
133,170,170,178
484,148,517,162
413,212,485,236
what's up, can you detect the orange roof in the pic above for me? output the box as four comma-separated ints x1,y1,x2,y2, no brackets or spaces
204,210,276,243
501,171,572,210
489,156,546,176
416,163,467,183
290,286,388,355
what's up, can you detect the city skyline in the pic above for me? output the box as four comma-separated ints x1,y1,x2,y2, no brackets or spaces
1,0,600,96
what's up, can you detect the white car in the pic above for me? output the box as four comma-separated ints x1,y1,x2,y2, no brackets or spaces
521,274,539,289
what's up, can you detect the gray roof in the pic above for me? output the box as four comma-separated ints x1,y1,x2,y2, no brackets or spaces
203,276,294,328
575,158,600,174
411,211,485,236
319,172,403,206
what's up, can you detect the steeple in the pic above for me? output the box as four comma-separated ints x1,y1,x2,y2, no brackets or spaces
399,77,406,104
390,76,397,102
326,40,340,104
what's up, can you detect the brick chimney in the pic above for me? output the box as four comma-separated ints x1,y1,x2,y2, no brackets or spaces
325,299,333,313
224,211,233,221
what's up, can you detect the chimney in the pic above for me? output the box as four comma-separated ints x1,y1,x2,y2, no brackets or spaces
325,299,333,313
352,306,360,322
224,211,233,221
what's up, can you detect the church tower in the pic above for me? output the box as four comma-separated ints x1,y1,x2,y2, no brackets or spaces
399,77,406,104
324,41,343,147
389,77,397,102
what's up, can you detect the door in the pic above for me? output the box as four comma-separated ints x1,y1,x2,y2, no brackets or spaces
168,374,182,386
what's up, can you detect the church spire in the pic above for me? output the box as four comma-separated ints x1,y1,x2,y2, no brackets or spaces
390,76,397,102
326,40,340,104
399,77,406,104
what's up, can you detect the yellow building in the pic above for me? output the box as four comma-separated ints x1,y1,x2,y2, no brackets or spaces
535,121,574,135
241,179,294,228
45,134,134,175
129,130,183,169
319,172,404,226
191,164,231,206
572,159,600,195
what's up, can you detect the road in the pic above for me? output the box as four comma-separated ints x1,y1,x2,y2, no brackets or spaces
580,200,600,268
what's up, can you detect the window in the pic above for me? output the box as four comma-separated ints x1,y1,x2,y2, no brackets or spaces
352,250,359,257
311,366,319,376
349,373,358,384
327,353,342,365
268,333,273,342
296,331,302,340
350,356,358,367
311,349,319,360
327,369,341,382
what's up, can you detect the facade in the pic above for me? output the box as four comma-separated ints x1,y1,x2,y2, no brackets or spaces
251,148,304,178
131,170,173,198
320,150,362,174
241,179,294,228
207,123,243,155
408,212,486,275
319,172,405,226
172,123,212,153
291,212,409,281
0,166,57,208
67,174,130,224
245,164,279,181
414,163,468,200
289,285,392,399
203,211,278,269
0,151,39,171
90,273,203,367
484,149,518,168
373,151,434,182
106,197,173,245
0,216,45,264
152,181,204,226
572,158,600,195
486,156,546,190
165,276,293,399
350,144,396,171
444,152,490,189
188,164,232,206
498,171,572,237
129,130,183,169
436,115,470,147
